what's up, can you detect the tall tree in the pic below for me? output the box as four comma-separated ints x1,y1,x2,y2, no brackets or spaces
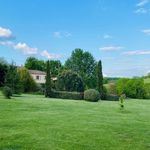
96,60,104,99
65,49,97,89
5,62,22,94
0,57,8,87
25,57,46,71
49,60,62,77
45,60,51,97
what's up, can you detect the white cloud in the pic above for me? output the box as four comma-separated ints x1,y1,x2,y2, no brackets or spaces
142,29,150,35
14,42,38,55
0,27,13,39
99,46,124,51
53,32,62,38
123,50,150,55
0,41,14,46
103,34,112,39
41,50,62,59
134,8,148,14
53,31,72,38
136,0,149,7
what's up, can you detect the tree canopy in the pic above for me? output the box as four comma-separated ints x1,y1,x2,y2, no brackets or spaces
65,49,97,89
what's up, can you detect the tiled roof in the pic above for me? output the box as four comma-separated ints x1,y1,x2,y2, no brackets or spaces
29,70,46,75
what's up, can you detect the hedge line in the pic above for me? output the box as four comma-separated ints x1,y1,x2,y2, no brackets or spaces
51,90,84,100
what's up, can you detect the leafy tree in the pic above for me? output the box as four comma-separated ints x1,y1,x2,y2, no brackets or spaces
5,62,22,94
56,70,84,92
45,60,51,97
65,49,96,89
96,60,104,99
49,60,62,77
25,57,46,71
116,78,146,99
0,57,8,87
18,67,37,93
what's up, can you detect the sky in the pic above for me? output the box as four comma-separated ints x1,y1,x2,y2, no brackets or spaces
0,0,150,77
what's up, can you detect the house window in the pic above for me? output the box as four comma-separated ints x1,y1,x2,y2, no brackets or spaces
36,75,40,80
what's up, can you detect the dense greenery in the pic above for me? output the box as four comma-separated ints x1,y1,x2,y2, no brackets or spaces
18,67,37,93
84,89,100,102
0,93,149,150
45,60,52,97
116,78,146,99
5,62,22,94
49,60,62,77
2,86,12,99
65,49,97,89
0,58,8,87
96,60,104,99
25,57,46,71
56,70,84,92
51,90,83,100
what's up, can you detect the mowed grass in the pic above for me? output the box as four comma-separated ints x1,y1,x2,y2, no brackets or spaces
0,93,150,150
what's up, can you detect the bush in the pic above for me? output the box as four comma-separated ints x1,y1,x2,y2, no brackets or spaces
84,89,100,102
51,90,83,100
144,84,150,99
105,95,119,101
2,86,12,99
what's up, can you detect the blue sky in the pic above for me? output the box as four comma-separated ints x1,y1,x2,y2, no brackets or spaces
0,0,150,77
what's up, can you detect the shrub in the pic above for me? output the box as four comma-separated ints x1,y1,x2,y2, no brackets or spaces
105,95,119,101
18,67,37,93
144,84,150,99
56,70,84,92
84,89,100,102
51,90,83,100
2,86,12,99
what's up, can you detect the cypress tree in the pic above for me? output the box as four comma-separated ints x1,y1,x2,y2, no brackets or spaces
97,60,104,99
45,60,51,97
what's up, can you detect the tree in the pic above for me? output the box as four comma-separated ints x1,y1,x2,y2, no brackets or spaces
116,78,146,99
18,67,37,93
25,57,46,71
5,62,22,94
56,70,84,92
65,49,97,89
45,60,51,97
49,60,62,77
96,60,104,99
0,57,8,87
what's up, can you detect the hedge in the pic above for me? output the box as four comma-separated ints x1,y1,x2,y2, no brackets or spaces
51,90,84,100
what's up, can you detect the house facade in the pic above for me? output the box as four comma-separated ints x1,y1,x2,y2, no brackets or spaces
29,70,46,84
29,70,57,84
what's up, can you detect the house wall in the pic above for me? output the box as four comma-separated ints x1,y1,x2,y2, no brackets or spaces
31,74,46,84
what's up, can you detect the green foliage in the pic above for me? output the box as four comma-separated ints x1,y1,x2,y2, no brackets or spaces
2,86,12,99
144,84,150,99
18,67,37,93
116,78,146,99
96,60,104,99
84,89,100,102
65,49,97,89
49,60,62,77
45,60,52,97
105,83,117,95
119,94,126,109
5,62,22,94
25,57,46,71
51,90,83,100
0,57,8,87
56,70,84,92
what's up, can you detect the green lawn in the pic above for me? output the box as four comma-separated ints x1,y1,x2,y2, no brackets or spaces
144,78,150,84
0,93,150,150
